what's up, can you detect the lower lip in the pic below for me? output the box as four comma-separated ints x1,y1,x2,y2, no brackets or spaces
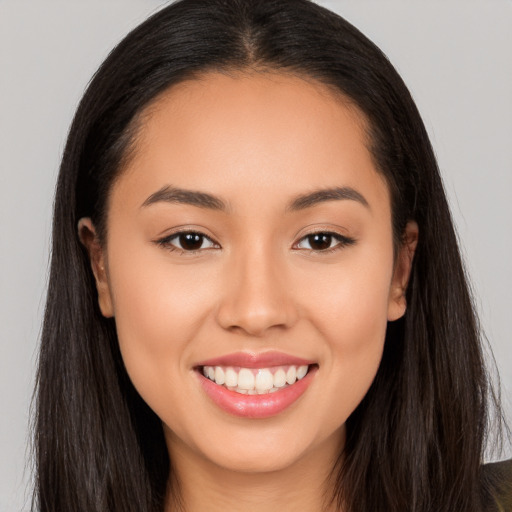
197,365,318,419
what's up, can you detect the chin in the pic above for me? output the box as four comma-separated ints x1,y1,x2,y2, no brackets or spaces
204,442,311,474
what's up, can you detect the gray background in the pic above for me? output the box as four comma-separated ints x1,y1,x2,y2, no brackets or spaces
1,1,510,510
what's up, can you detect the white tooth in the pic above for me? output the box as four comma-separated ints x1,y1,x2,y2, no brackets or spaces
257,388,268,394
225,368,238,387
273,368,287,388
297,365,308,380
237,388,248,394
227,386,236,391
247,389,257,395
255,369,273,391
286,366,297,384
238,368,255,390
207,366,215,380
214,366,225,385
203,366,209,377
270,387,279,393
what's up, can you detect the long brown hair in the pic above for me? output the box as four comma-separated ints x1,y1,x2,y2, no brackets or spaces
34,1,503,510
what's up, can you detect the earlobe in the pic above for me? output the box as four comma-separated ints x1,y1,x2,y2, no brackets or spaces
387,220,419,321
77,218,114,318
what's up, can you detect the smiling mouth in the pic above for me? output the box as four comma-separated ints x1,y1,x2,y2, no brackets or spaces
200,364,313,395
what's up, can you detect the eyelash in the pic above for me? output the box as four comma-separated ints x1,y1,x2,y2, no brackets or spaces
295,231,356,254
156,229,356,255
156,231,219,254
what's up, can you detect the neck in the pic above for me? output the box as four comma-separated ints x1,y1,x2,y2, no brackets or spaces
164,429,344,512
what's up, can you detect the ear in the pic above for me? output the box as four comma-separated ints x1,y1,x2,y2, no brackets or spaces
387,220,419,321
78,218,114,318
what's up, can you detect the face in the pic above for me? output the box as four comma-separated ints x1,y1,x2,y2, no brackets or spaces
81,72,416,476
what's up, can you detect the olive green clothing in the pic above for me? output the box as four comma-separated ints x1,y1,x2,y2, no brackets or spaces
482,459,512,511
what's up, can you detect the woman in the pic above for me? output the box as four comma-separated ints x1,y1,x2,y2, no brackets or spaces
34,0,511,511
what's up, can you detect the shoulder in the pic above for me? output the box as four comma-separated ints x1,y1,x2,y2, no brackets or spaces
481,459,512,512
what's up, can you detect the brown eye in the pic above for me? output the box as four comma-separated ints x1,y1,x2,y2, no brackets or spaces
179,233,205,251
296,232,356,252
307,233,333,251
158,231,217,252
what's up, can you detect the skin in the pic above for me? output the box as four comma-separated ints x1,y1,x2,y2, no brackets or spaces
80,72,418,512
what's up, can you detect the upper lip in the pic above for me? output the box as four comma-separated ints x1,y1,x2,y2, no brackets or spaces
195,351,315,369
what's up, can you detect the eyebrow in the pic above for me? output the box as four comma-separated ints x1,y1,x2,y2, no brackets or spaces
286,186,369,212
141,185,229,211
141,185,369,212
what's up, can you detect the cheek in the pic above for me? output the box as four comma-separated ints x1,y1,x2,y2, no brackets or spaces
305,244,393,342
301,248,393,419
106,243,218,411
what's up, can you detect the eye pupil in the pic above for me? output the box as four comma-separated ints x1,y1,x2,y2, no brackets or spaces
309,233,332,250
179,233,203,251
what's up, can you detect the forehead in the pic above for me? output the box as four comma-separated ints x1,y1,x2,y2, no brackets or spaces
135,70,369,160
112,71,389,214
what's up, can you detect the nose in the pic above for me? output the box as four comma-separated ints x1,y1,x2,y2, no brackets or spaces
215,246,298,337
